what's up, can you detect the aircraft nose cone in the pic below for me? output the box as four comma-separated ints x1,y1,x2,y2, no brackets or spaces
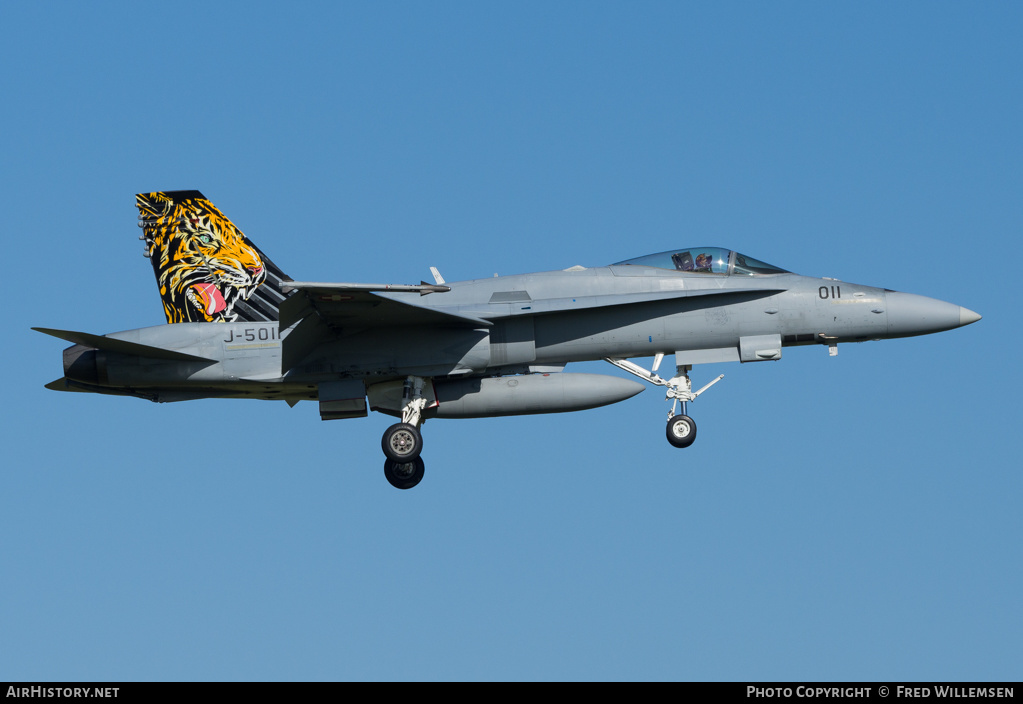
885,291,980,338
960,307,982,326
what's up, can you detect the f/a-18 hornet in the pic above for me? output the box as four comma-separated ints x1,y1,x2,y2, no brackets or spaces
36,191,981,488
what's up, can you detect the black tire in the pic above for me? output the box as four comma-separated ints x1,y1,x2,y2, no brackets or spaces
666,415,697,448
384,457,425,490
382,422,423,462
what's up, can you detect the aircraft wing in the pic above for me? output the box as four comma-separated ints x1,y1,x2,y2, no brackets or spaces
279,282,493,372
284,281,453,297
279,282,492,329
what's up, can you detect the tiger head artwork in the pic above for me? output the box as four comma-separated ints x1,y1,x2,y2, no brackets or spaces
136,191,269,323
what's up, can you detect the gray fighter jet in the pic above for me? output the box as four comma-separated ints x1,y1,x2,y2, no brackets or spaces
36,191,981,488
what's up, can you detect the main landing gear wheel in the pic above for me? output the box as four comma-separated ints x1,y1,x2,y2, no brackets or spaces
384,457,425,490
382,422,423,462
666,415,697,448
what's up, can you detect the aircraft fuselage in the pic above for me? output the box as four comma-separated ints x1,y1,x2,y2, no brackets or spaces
54,265,973,404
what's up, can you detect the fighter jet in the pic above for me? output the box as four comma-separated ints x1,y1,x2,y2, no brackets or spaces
36,191,981,489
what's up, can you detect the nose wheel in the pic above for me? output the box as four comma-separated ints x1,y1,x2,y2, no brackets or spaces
666,414,697,448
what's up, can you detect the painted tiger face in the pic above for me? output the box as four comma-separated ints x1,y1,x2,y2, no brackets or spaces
137,192,267,323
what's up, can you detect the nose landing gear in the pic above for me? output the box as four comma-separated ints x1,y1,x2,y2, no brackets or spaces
605,357,723,449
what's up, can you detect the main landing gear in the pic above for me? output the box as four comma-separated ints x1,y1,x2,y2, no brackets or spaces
380,376,430,489
606,355,723,450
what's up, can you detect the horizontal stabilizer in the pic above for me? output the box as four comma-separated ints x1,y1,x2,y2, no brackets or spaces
32,327,214,362
45,377,81,392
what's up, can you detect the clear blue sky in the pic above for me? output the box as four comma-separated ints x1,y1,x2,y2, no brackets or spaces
2,1,1019,681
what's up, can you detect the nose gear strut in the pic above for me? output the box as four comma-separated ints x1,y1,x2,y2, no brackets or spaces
605,357,724,449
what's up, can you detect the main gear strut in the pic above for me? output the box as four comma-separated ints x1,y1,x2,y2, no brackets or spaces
381,375,429,488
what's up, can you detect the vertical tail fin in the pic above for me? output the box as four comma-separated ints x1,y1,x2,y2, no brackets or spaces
136,190,291,323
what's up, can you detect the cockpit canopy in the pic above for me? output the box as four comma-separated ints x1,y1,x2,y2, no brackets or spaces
614,247,789,276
